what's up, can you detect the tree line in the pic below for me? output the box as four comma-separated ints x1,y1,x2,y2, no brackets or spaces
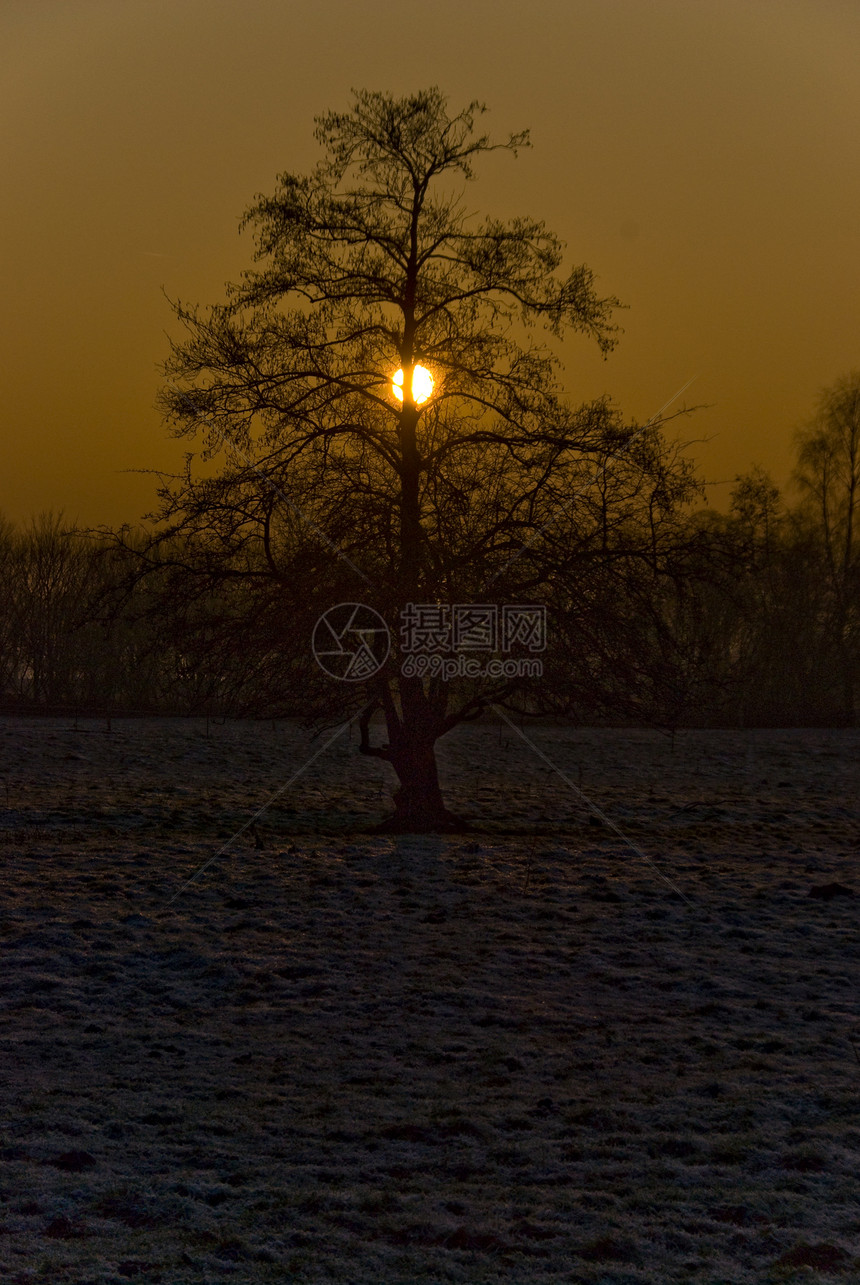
1,369,857,728
0,515,279,719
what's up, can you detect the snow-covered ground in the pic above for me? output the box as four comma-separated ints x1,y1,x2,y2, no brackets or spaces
1,716,858,1283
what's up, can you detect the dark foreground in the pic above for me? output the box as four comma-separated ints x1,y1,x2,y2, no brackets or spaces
1,718,858,1283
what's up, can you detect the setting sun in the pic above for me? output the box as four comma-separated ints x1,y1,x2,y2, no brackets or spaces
392,364,434,405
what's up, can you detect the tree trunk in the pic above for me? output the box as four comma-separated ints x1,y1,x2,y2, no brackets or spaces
380,731,466,832
362,681,468,832
380,353,466,831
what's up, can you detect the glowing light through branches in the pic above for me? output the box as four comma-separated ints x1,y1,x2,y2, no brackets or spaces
392,364,434,405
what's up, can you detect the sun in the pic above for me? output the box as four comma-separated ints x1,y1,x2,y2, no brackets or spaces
392,364,434,405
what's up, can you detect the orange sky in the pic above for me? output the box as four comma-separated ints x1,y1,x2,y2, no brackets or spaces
2,0,858,529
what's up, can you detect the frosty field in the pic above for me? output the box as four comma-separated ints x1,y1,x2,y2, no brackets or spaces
0,716,858,1283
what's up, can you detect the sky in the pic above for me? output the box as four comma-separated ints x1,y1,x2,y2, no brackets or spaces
2,0,858,529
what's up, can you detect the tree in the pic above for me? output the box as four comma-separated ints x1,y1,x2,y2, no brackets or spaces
0,512,21,702
792,372,860,724
0,512,97,708
720,469,801,724
141,88,699,830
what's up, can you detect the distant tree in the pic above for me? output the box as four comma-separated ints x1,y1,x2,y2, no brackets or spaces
2,513,94,707
721,468,815,724
86,531,284,716
729,466,782,559
792,372,860,723
120,88,700,830
0,513,20,700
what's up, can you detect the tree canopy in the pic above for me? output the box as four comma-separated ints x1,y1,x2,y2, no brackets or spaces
142,88,702,829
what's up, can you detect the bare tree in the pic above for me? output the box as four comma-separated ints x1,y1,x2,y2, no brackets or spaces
793,372,860,723
125,88,700,829
0,512,21,700
1,513,95,707
721,469,812,724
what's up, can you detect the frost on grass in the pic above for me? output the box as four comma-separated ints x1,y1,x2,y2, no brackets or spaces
0,717,858,1283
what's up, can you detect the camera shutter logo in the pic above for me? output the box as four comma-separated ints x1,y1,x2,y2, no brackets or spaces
312,603,390,681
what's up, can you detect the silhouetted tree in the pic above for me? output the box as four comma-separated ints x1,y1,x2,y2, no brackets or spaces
698,402,860,729
122,88,700,829
792,372,860,723
1,513,95,707
719,469,816,724
0,513,21,701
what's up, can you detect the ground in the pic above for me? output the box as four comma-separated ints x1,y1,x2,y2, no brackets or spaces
0,716,858,1283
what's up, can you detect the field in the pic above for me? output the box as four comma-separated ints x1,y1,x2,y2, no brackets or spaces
1,716,858,1283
